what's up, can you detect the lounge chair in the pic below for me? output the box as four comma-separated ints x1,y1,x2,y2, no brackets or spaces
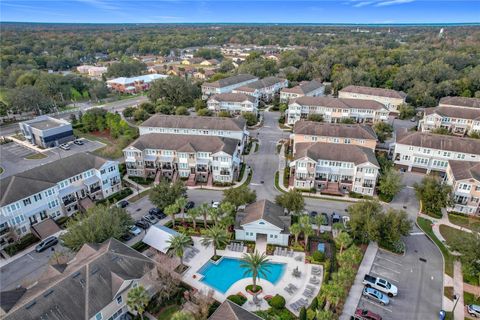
289,302,300,311
302,291,313,298
307,285,317,292
309,278,320,285
295,255,303,261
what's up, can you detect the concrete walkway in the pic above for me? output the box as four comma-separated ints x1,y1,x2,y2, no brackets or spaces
340,242,379,320
453,261,465,320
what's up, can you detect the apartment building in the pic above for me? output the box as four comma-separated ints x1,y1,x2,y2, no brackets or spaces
439,96,480,109
445,161,480,216
207,93,259,115
393,129,480,174
201,74,259,99
233,76,288,101
286,96,389,125
338,85,407,114
292,120,377,152
123,134,241,185
20,115,74,148
76,65,108,77
419,106,480,136
0,153,121,246
106,74,167,93
139,115,248,153
280,80,325,103
0,238,156,320
289,142,379,196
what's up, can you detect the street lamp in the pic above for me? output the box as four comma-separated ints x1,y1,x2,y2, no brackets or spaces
452,294,459,314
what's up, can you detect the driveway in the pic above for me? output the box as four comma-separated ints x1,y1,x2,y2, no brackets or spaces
0,139,103,178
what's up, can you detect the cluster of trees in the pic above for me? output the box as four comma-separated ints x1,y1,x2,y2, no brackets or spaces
414,174,453,218
147,76,200,107
446,230,480,285
123,101,156,122
106,61,146,78
376,153,403,202
193,48,223,60
80,108,137,138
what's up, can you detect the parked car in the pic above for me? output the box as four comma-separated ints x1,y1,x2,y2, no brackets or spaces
117,200,129,208
331,212,341,224
363,274,398,297
143,214,158,225
148,208,163,217
185,201,195,210
354,308,382,320
321,212,329,225
211,201,220,208
73,139,84,145
35,236,58,252
362,287,390,305
128,225,142,236
59,143,70,150
467,304,480,317
309,211,318,217
120,233,133,242
135,220,149,229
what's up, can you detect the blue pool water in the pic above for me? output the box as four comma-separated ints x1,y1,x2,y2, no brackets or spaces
198,257,286,294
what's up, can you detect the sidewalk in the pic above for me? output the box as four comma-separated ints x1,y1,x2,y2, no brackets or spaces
7,135,51,153
339,242,379,320
453,261,465,320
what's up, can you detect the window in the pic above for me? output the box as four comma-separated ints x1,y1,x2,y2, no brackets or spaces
95,312,103,320
23,198,31,206
116,295,123,304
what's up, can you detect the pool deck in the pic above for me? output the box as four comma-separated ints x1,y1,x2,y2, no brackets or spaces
182,236,323,315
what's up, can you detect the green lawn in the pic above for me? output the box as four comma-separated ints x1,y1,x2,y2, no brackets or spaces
0,167,3,174
464,291,480,305
448,213,480,232
417,217,454,277
25,153,47,160
439,224,471,244
157,305,181,320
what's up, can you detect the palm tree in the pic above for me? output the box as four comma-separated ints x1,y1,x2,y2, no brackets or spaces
314,214,325,236
165,203,179,227
175,197,188,222
167,233,191,266
290,223,302,245
186,207,200,230
303,224,314,250
219,214,234,232
219,201,235,216
240,251,271,292
334,231,352,254
208,207,221,226
201,225,229,258
320,282,343,310
127,285,150,320
198,203,210,228
299,215,310,227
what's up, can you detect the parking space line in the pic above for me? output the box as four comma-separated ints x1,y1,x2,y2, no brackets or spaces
370,270,399,282
376,255,403,267
373,262,400,274
359,298,393,313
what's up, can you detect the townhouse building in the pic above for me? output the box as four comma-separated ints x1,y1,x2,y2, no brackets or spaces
201,74,259,99
76,65,108,77
289,142,379,196
280,80,325,103
138,115,248,153
0,238,156,320
445,161,480,216
0,153,121,246
286,96,389,125
338,85,407,114
20,115,75,148
232,76,288,101
419,105,480,136
292,120,378,152
106,74,167,93
207,93,259,115
393,129,480,174
439,96,480,109
123,134,242,185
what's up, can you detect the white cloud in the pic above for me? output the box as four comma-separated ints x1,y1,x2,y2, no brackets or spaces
76,0,119,11
375,0,415,7
353,1,375,7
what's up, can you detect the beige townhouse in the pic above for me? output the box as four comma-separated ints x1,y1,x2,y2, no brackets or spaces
445,160,480,216
338,85,407,114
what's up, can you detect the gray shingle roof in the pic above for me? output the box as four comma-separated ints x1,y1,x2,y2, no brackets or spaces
140,115,246,131
340,85,407,99
294,120,377,140
424,106,480,120
236,199,291,232
203,74,258,88
448,160,480,182
439,96,480,109
2,238,155,320
0,153,110,207
209,300,263,320
127,133,239,155
210,93,257,103
282,80,323,95
294,142,379,167
292,96,386,110
396,129,480,155
244,77,286,90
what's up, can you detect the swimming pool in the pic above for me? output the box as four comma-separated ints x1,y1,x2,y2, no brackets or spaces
198,257,286,294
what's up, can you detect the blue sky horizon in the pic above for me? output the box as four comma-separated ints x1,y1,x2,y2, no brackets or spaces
1,1,479,24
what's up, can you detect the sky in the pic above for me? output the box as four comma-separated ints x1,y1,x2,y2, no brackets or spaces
1,0,479,24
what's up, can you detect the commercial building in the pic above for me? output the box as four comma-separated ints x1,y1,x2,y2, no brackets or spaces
280,80,325,103
106,74,167,93
393,129,480,174
289,142,379,196
338,85,407,114
123,134,241,185
445,161,480,216
207,93,259,115
201,74,259,99
0,153,121,246
19,116,74,148
0,238,156,320
286,96,389,125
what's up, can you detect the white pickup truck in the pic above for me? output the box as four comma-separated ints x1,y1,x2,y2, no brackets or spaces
362,274,398,297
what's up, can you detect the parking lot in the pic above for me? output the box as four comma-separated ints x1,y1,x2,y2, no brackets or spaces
357,232,443,320
0,138,104,178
